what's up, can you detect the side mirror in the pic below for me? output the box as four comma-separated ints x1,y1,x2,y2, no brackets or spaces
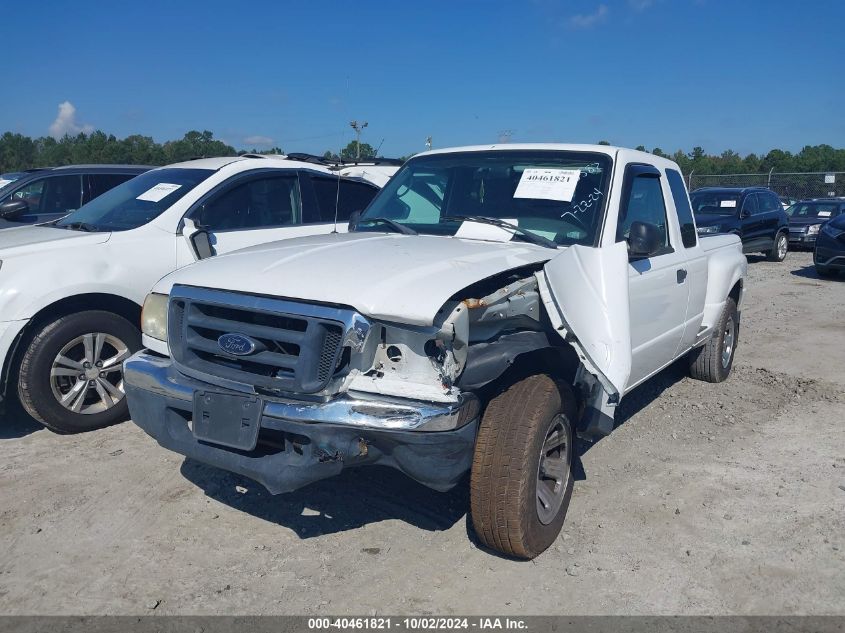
348,210,362,230
740,208,751,219
182,218,215,260
0,199,28,219
627,221,662,258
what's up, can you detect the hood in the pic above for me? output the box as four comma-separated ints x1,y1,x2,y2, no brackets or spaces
694,213,736,227
158,232,553,326
0,224,110,257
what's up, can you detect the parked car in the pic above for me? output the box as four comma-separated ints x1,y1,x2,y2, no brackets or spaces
0,165,152,226
0,154,397,433
690,187,789,261
779,196,797,210
124,144,747,559
814,212,845,277
0,170,46,191
785,198,845,249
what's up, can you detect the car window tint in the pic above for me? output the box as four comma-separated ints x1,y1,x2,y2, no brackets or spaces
666,169,696,248
199,175,300,231
742,194,759,215
617,174,668,247
12,175,83,214
759,193,780,213
89,173,136,199
310,176,379,222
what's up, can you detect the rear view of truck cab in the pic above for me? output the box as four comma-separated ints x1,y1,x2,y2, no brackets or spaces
125,144,746,559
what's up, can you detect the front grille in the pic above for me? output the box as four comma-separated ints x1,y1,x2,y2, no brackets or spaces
168,287,353,394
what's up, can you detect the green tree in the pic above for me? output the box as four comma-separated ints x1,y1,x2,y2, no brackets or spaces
340,141,375,161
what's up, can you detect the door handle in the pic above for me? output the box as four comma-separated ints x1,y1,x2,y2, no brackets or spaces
677,268,687,284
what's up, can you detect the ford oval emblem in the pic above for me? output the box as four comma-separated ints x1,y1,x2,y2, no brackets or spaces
218,333,258,356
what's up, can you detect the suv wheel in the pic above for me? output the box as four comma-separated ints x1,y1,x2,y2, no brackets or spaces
768,232,788,262
470,373,576,559
17,311,141,433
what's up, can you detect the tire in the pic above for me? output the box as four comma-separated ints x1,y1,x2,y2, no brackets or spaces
815,265,837,278
688,297,738,383
470,373,576,559
17,310,141,433
768,232,788,262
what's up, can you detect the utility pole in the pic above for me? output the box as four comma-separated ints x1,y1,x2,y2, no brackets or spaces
425,136,432,151
349,120,368,160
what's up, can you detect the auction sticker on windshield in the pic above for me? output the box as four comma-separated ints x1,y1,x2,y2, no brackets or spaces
720,200,737,208
513,168,580,202
137,183,183,202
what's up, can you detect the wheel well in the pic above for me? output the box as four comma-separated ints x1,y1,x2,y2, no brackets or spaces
1,294,142,400
728,280,742,304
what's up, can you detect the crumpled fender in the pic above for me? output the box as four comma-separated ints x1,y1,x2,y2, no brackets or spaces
536,241,631,397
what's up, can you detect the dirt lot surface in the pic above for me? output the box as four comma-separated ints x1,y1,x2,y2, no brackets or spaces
1,251,843,616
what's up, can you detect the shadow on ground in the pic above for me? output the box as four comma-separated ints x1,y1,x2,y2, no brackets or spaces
180,458,469,539
791,263,843,281
0,399,43,440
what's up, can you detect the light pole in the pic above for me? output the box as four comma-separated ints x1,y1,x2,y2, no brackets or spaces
349,120,368,160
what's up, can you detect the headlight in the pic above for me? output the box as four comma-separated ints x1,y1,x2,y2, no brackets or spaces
822,223,844,238
141,293,169,341
697,225,720,234
807,224,821,236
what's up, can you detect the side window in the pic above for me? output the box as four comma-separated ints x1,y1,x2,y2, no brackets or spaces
742,194,759,216
666,169,697,248
88,174,136,200
14,175,82,214
309,176,380,223
617,173,669,248
198,175,299,231
759,193,780,213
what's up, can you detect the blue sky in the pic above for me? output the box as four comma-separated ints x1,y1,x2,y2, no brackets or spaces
3,0,843,157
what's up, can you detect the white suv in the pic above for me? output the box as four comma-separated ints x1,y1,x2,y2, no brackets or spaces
0,154,397,433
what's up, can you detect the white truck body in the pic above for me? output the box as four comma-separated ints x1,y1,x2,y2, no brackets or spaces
124,144,746,557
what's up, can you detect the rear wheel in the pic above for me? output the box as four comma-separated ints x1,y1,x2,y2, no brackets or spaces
768,232,788,262
470,373,576,559
17,311,140,433
688,297,738,383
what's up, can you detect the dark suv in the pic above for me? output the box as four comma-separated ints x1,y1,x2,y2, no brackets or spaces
690,187,789,262
785,198,845,249
0,165,152,226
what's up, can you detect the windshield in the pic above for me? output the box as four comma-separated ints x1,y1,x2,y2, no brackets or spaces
786,202,841,220
357,150,612,246
690,191,741,216
55,168,213,231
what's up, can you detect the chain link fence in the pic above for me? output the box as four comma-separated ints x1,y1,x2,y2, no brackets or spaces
688,171,845,201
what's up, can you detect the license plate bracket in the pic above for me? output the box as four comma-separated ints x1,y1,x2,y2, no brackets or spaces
192,391,262,451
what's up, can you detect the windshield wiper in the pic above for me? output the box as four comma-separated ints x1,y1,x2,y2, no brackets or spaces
59,221,102,232
357,217,418,235
442,215,557,249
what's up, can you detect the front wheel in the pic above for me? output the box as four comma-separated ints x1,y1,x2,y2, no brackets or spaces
768,232,788,262
17,311,141,433
470,373,576,559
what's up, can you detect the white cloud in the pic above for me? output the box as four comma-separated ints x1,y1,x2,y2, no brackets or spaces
48,101,94,138
568,4,609,29
243,135,274,147
628,0,655,10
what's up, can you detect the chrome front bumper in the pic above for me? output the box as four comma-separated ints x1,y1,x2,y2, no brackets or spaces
123,351,479,494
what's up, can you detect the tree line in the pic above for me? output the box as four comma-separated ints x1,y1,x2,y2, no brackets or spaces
1,129,843,176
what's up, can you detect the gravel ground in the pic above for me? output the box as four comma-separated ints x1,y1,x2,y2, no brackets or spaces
0,251,843,616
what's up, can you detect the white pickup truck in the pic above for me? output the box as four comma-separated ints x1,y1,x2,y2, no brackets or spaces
125,144,747,559
0,154,397,433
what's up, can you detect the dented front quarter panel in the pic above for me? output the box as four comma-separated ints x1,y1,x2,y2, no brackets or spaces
536,241,632,397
